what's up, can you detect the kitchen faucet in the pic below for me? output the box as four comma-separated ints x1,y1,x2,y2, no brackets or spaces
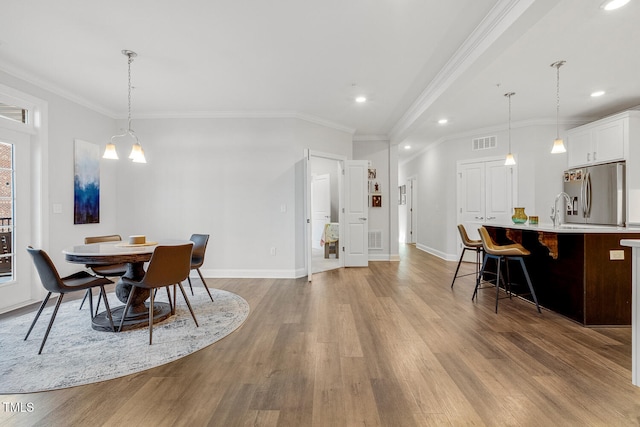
551,192,571,227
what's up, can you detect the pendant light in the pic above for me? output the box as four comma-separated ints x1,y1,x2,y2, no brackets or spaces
103,50,147,163
504,92,516,166
550,60,566,154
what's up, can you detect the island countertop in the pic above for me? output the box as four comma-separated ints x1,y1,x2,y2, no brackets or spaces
487,222,640,233
484,224,640,326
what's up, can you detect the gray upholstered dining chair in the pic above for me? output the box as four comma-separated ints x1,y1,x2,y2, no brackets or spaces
187,234,214,301
25,246,115,354
118,243,198,344
79,234,127,314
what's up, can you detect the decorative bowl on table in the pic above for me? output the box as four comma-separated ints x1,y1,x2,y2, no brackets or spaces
129,235,146,245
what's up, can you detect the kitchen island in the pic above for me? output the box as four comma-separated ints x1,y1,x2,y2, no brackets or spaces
484,223,640,325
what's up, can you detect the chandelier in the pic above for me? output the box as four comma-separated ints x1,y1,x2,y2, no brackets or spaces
103,50,147,163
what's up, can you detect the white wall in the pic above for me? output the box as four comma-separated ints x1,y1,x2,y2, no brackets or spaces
399,123,569,260
353,139,399,261
1,70,354,280
114,117,352,278
0,70,118,277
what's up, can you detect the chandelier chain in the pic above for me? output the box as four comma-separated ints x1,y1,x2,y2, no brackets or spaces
127,54,133,130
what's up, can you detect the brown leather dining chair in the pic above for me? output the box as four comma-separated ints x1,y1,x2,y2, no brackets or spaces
79,234,127,314
25,246,116,354
187,234,214,301
118,243,198,344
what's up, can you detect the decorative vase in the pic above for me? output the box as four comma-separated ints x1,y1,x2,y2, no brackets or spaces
512,207,528,224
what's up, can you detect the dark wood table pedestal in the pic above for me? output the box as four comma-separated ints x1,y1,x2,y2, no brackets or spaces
63,241,186,331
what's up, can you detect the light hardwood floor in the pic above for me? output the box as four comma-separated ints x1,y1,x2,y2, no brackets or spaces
3,244,640,426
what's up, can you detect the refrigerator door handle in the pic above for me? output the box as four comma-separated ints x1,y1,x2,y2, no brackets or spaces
585,172,592,218
580,176,586,218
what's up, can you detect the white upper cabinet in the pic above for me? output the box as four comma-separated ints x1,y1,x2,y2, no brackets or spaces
567,112,630,168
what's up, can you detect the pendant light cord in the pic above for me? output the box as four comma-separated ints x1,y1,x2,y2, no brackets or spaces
556,63,560,139
504,92,515,152
508,93,512,151
552,60,565,140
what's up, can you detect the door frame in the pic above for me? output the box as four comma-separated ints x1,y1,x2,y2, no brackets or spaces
0,83,48,313
406,175,417,244
304,149,346,281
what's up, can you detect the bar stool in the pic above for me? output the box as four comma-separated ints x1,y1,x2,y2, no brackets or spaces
472,226,541,314
451,224,483,288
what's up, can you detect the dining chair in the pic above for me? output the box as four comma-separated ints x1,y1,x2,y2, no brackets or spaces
187,234,214,301
118,243,198,344
79,234,127,314
25,246,115,354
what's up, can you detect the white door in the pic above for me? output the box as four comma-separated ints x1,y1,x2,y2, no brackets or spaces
344,160,368,267
457,158,515,255
485,160,514,224
311,174,331,249
458,162,486,241
0,128,32,312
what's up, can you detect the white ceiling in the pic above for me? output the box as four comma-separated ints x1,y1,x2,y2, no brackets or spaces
1,0,639,161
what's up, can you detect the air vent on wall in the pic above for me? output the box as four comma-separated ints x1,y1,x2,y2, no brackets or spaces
472,135,497,151
368,230,383,249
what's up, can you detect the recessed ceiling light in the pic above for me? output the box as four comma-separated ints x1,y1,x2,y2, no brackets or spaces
438,119,448,125
404,145,411,150
591,90,606,97
355,96,367,103
601,0,630,10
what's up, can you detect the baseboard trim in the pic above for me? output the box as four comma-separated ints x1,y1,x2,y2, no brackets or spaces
415,243,457,262
195,269,302,279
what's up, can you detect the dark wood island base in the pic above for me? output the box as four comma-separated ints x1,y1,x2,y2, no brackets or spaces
485,225,640,326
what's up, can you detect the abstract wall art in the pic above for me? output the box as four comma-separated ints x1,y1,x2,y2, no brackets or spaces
73,139,100,224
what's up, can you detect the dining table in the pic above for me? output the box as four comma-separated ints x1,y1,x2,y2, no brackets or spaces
63,239,191,331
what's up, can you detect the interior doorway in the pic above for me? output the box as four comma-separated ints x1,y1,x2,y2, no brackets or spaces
310,157,342,274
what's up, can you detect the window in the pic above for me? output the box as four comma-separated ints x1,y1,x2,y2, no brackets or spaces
0,142,13,283
0,102,28,124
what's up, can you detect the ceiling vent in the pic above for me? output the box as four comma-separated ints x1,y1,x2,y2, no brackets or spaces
472,135,497,151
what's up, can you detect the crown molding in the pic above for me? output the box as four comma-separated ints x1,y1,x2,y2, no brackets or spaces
389,0,535,143
0,60,118,119
135,110,355,134
0,61,355,134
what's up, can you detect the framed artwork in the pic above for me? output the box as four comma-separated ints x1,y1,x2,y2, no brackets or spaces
73,139,100,224
368,168,377,180
398,185,406,205
372,195,382,207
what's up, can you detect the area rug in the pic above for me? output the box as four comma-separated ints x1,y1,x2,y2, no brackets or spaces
0,287,249,394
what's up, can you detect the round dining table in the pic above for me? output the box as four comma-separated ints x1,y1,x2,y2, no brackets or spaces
63,239,190,331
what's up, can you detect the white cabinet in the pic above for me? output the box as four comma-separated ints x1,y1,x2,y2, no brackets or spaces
566,110,640,225
567,113,628,167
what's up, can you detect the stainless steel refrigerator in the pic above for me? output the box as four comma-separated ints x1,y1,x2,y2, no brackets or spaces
563,161,625,226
